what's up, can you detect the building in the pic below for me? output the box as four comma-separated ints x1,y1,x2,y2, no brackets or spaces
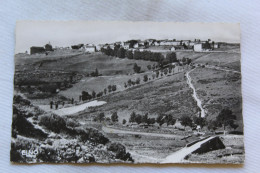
45,44,53,51
85,45,96,52
71,44,84,49
30,46,45,54
193,43,203,52
170,47,176,51
123,42,130,49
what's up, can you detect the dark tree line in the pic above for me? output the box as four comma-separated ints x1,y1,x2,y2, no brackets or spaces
101,46,178,68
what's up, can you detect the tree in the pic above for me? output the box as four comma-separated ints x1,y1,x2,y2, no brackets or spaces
97,91,103,97
165,115,176,126
127,79,132,87
82,91,92,101
111,112,118,122
97,112,105,122
166,52,177,63
92,91,96,98
180,115,192,128
143,75,148,82
112,85,117,92
126,50,133,59
133,63,141,73
124,82,127,88
216,108,237,135
117,47,126,58
136,78,140,84
164,68,168,75
156,71,159,78
147,65,151,70
142,113,148,124
95,68,99,76
207,120,219,131
152,74,155,79
147,118,156,125
108,85,112,92
135,114,142,124
104,88,107,95
129,111,136,123
156,114,165,126
122,119,126,124
193,116,206,128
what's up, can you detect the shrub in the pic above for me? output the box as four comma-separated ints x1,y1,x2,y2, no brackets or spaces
39,114,67,133
66,118,80,128
12,106,47,140
107,142,134,162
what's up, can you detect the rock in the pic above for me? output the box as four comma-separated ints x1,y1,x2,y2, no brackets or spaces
192,136,225,154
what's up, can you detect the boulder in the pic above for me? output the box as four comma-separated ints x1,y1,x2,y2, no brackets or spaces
192,136,225,154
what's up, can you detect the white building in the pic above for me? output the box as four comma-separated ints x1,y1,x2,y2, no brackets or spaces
170,47,176,51
85,45,96,52
193,44,202,52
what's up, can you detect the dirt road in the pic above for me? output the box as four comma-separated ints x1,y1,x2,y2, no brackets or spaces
102,126,182,139
185,68,206,117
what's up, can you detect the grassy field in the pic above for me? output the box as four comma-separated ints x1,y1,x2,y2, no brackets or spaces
58,72,154,100
16,51,155,75
72,70,198,123
176,51,241,71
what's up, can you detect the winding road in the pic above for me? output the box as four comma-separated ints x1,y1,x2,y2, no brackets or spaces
185,68,206,118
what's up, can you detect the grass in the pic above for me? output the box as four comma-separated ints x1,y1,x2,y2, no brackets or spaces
176,51,241,71
58,72,153,100
16,51,155,75
73,70,198,124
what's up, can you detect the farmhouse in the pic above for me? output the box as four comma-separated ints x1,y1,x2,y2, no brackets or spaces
193,43,203,52
85,45,96,52
170,47,176,51
71,44,84,49
30,46,45,54
45,43,53,51
123,42,130,49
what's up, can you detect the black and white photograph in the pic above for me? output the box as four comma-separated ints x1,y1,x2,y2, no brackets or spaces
11,21,244,164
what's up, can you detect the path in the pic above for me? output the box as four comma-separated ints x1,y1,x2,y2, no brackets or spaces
161,136,215,163
185,68,206,118
102,126,181,138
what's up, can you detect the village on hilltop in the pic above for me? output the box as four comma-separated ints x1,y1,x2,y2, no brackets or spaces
29,38,220,55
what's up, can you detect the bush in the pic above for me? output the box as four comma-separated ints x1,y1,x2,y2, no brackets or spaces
66,118,80,128
39,114,67,133
107,142,134,162
13,95,31,106
12,106,47,140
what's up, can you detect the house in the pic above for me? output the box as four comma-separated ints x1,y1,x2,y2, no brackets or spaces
170,47,176,51
85,45,96,52
154,41,160,46
30,46,45,54
45,43,53,51
213,43,219,49
123,42,130,49
193,43,203,52
71,44,84,49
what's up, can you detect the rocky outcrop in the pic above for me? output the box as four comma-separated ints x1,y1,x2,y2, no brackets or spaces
192,136,225,154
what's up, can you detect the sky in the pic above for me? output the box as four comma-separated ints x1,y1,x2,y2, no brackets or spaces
15,21,240,53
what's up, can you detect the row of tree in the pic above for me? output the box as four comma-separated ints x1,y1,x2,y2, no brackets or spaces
94,108,238,134
101,46,179,68
81,84,117,101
